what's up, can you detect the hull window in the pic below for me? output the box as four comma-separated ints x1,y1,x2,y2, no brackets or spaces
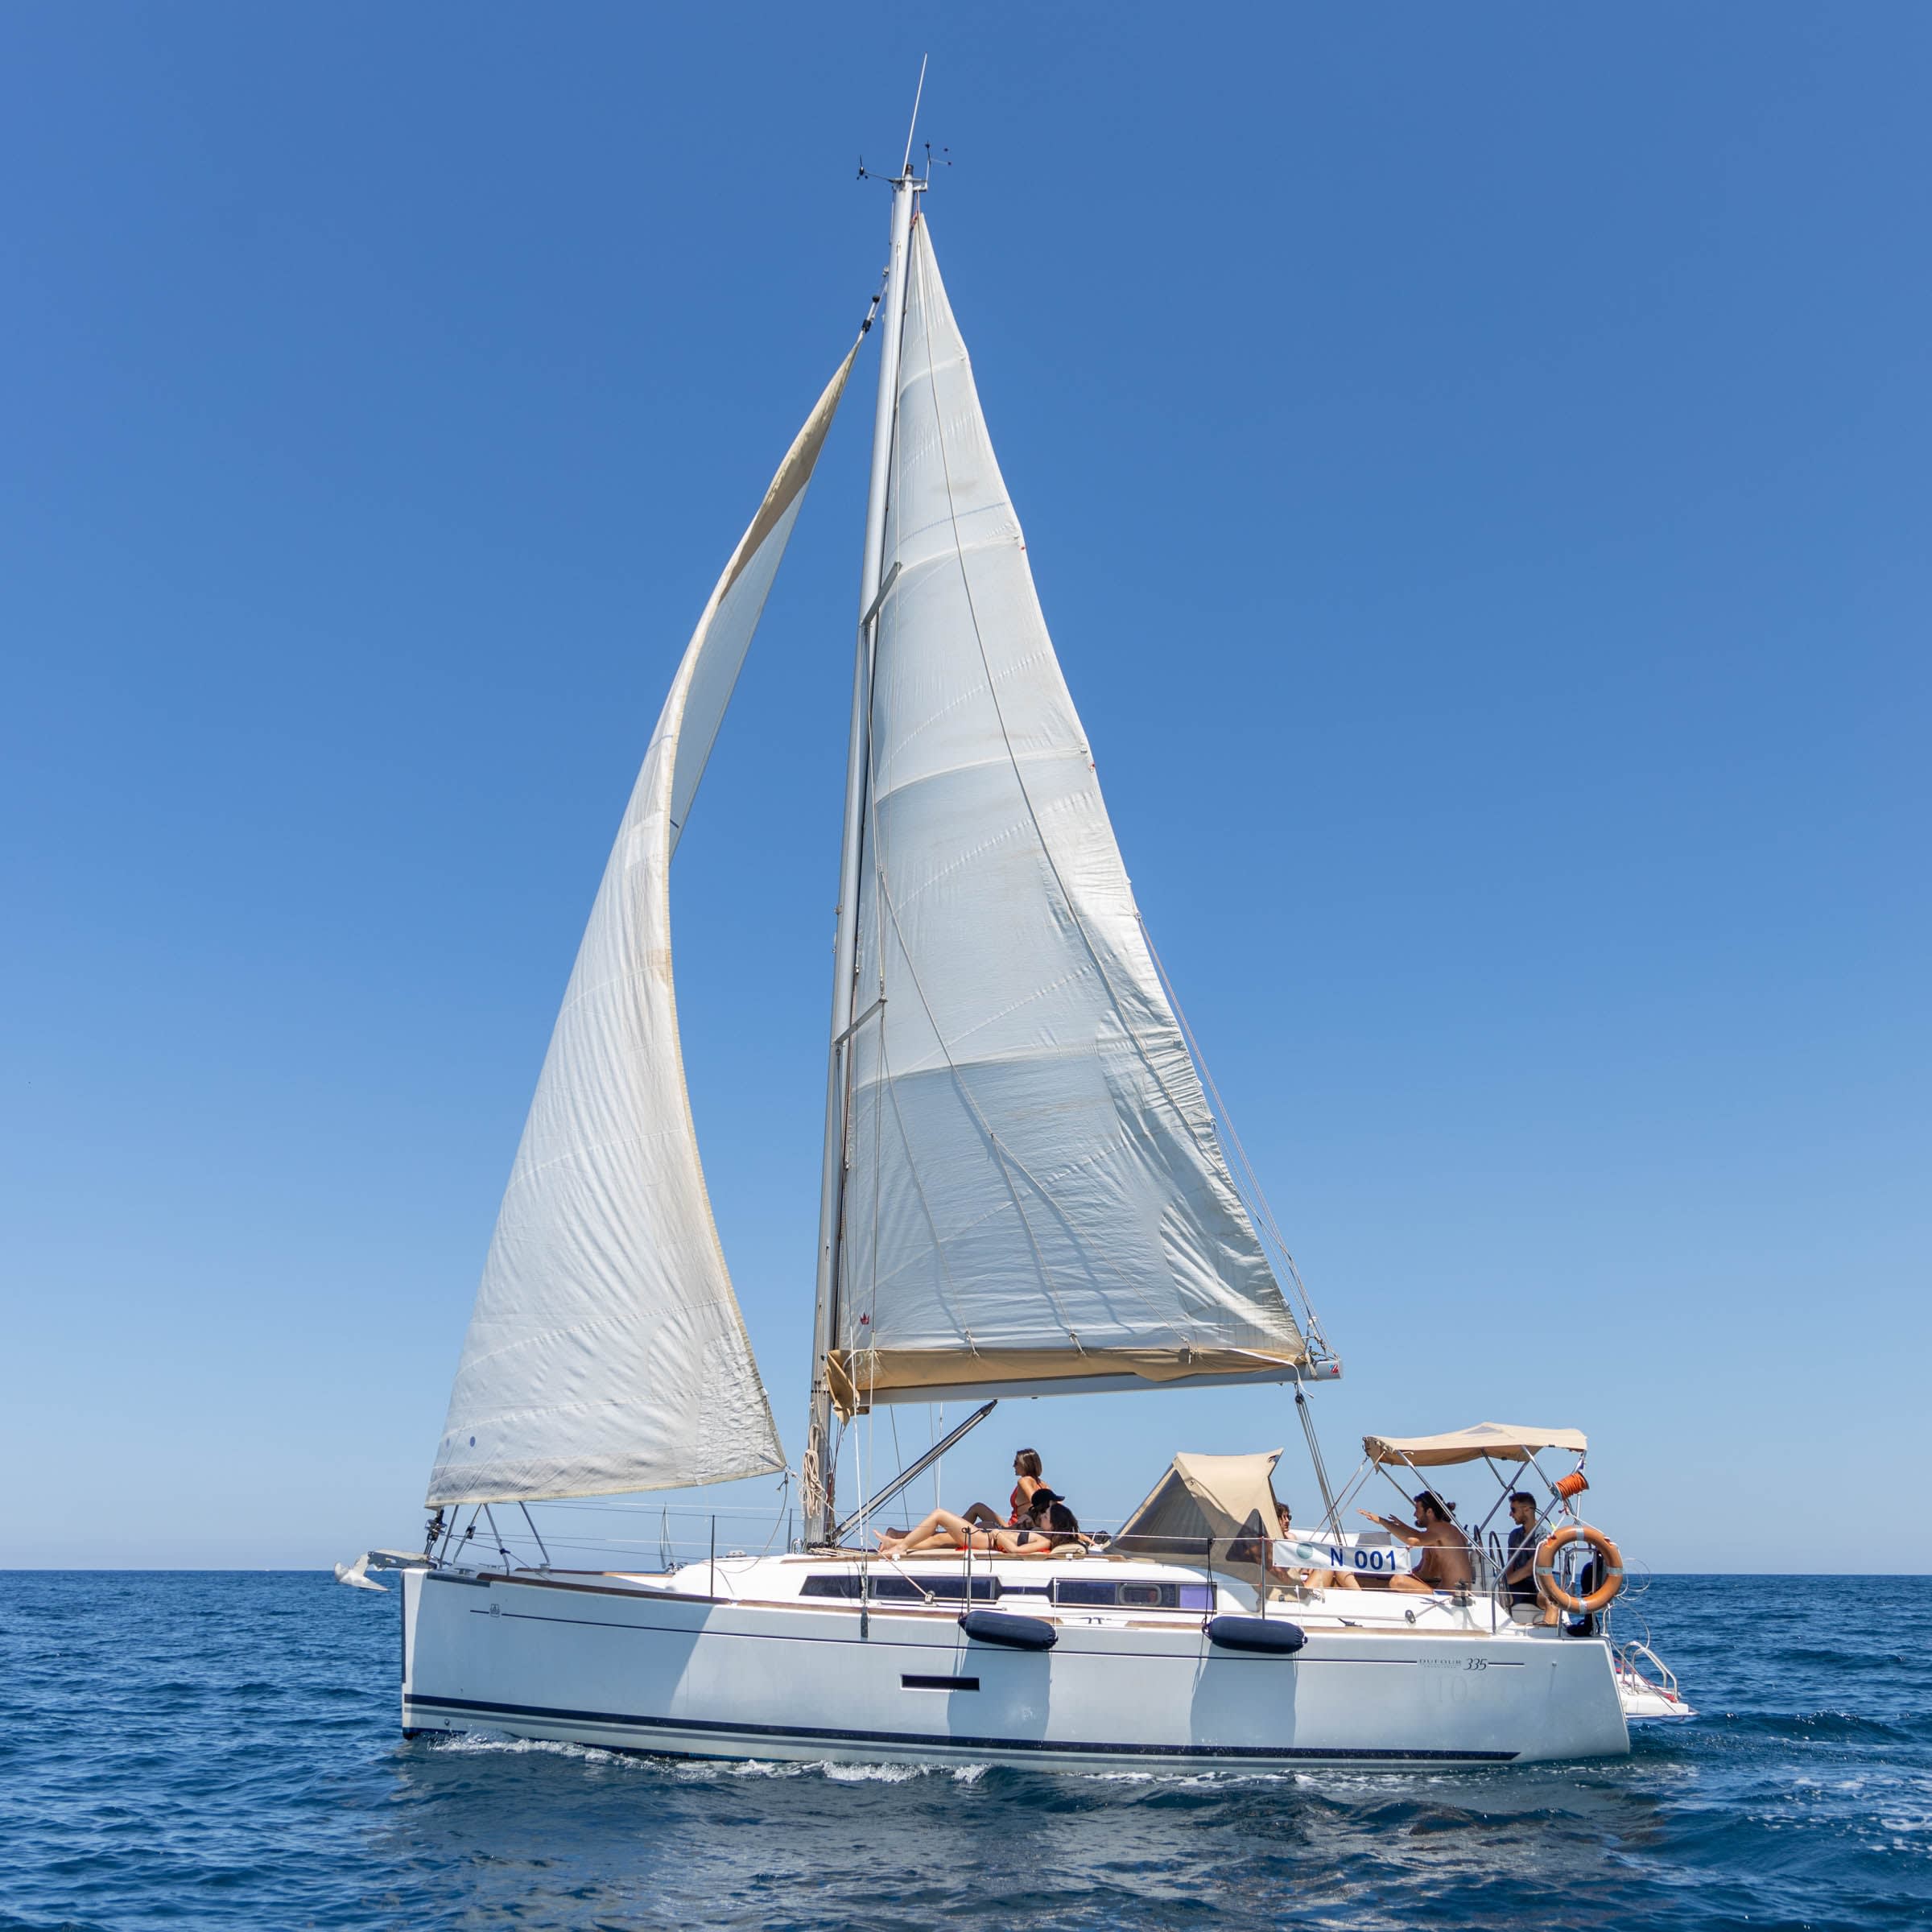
801,1572,1002,1604
1053,1579,1213,1612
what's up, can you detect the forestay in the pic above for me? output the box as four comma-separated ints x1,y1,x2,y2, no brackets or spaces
427,344,861,1505
828,221,1308,1414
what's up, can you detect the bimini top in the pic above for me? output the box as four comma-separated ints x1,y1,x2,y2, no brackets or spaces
1364,1422,1588,1468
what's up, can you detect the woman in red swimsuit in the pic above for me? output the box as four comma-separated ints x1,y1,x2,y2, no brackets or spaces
960,1449,1044,1531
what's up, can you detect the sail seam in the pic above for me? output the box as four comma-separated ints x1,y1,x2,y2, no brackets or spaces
863,851,1084,1342
905,230,1257,1225
872,1032,970,1339
854,226,1274,1364
865,863,1199,1352
868,739,1080,811
865,473,1218,1355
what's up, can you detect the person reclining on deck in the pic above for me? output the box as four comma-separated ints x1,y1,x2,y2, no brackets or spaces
881,1491,1086,1559
876,1508,1005,1555
1028,1492,1089,1554
1360,1492,1473,1593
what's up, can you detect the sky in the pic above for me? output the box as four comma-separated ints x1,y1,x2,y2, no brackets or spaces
2,6,1926,1573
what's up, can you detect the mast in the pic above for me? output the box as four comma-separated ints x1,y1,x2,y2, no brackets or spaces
802,156,919,1547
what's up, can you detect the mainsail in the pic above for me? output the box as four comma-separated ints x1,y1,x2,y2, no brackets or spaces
825,221,1308,1415
427,344,860,1506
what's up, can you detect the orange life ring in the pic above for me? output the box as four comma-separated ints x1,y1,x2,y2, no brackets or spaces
1534,1525,1624,1613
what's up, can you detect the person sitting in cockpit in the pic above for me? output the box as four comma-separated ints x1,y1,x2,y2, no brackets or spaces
1360,1492,1474,1593
1501,1491,1542,1607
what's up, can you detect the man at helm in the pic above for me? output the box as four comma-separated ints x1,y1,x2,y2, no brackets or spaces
1501,1491,1541,1607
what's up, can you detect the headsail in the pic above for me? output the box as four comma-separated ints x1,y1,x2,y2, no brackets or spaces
827,221,1308,1415
428,343,861,1506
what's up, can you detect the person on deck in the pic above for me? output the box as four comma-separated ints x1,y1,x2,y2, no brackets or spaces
879,1490,1084,1559
876,1509,1022,1556
1501,1491,1542,1607
1028,1491,1089,1553
1360,1492,1474,1594
1269,1501,1360,1592
962,1450,1045,1531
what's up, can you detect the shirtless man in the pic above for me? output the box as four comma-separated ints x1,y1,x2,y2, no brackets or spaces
1360,1492,1473,1594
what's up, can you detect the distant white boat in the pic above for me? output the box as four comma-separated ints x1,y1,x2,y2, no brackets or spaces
362,115,1688,1769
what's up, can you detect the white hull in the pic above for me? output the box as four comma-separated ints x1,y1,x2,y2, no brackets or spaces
399,1557,1633,1772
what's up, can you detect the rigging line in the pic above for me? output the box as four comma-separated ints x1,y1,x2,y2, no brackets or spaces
481,1505,516,1571
862,703,1198,1333
868,741,886,1355
848,241,1223,1365
753,1480,790,1558
850,546,970,1348
875,998,970,1330
1294,1384,1342,1539
1137,914,1275,1223
517,1502,553,1569
905,233,1235,1186
861,1372,874,1533
855,493,1084,1348
875,870,1145,1348
1135,910,1323,1334
825,292,904,1430
1137,914,1324,1333
865,861,1089,1344
644,713,791,1456
893,238,1244,1351
860,258,1195,1350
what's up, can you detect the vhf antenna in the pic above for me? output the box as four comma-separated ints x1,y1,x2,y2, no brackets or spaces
857,55,944,187
901,52,927,175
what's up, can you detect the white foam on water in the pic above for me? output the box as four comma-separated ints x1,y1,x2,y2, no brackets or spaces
821,1760,931,1783
661,1755,989,1786
430,1732,633,1768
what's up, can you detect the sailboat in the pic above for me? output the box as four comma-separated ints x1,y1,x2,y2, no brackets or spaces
374,142,1687,1769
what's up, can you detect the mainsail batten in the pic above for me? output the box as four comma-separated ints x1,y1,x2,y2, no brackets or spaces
427,345,860,1507
828,221,1307,1414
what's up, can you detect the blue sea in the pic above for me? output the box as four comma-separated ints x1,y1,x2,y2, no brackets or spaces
1,1573,1925,1930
